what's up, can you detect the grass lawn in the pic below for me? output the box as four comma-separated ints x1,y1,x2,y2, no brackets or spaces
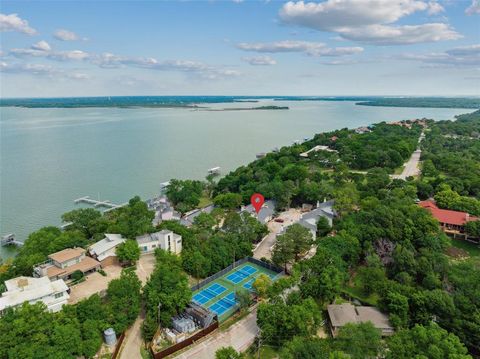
342,272,380,306
245,345,279,359
448,238,480,257
197,196,213,208
393,165,405,175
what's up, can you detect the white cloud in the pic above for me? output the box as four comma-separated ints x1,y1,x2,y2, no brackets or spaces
236,40,363,56
53,29,82,41
427,1,444,15
91,53,240,79
31,40,51,52
1,62,89,79
399,44,480,67
338,23,461,45
7,43,238,80
466,0,480,15
242,56,277,65
279,0,460,45
0,13,36,35
10,44,89,62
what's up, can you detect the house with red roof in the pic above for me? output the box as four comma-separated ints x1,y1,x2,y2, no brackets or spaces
418,200,479,240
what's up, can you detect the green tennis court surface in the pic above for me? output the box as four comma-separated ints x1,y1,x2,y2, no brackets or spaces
192,261,280,321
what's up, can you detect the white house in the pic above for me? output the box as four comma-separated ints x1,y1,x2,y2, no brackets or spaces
136,230,182,255
88,234,126,265
0,276,69,314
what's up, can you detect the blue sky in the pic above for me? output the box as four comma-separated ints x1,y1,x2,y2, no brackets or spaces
1,0,479,97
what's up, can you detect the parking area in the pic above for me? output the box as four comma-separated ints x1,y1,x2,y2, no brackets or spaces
68,253,156,304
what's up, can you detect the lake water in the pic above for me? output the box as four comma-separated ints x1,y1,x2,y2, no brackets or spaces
0,100,472,258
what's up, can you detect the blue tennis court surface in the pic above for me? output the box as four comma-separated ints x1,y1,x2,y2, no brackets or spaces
226,265,258,284
192,283,226,305
209,292,238,316
243,278,255,290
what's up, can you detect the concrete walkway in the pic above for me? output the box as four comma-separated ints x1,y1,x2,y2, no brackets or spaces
174,309,259,359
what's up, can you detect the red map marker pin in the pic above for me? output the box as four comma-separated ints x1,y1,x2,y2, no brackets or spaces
250,193,265,214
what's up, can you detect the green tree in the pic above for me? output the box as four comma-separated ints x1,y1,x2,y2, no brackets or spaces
316,216,331,238
115,239,141,265
166,179,204,213
257,298,321,346
143,250,191,339
465,220,480,238
334,183,359,217
335,322,383,359
106,270,142,334
213,193,243,210
235,289,252,312
252,274,272,299
386,323,471,359
215,346,243,359
61,208,104,238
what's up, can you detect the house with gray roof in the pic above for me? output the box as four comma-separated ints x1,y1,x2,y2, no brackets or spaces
327,303,394,337
241,200,276,224
298,200,335,240
146,196,182,225
88,234,126,265
180,204,215,227
136,229,182,255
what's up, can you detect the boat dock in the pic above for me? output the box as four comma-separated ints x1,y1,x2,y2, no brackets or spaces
1,234,23,247
207,167,221,175
74,196,127,212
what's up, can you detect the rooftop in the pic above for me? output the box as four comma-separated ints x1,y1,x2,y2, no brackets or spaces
327,303,393,331
48,247,85,263
89,233,125,261
418,200,478,226
0,276,69,312
136,229,179,245
47,256,100,279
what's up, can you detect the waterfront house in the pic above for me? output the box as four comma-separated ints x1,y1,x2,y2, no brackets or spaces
0,276,69,314
241,200,276,224
33,247,101,281
180,205,215,227
147,195,182,226
136,229,182,255
418,200,478,240
88,233,126,266
327,303,394,337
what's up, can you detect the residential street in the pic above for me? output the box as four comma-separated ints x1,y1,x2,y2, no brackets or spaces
392,131,424,180
174,308,259,359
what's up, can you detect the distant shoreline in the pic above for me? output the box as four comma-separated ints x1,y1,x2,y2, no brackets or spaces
0,96,478,109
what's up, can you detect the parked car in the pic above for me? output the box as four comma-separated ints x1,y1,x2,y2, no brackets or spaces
274,218,284,223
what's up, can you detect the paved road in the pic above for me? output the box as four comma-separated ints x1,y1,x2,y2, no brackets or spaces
174,308,259,359
392,131,424,180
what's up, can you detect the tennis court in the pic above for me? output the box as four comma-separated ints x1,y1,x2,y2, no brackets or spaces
209,292,237,316
191,260,281,321
226,265,258,284
192,283,226,305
